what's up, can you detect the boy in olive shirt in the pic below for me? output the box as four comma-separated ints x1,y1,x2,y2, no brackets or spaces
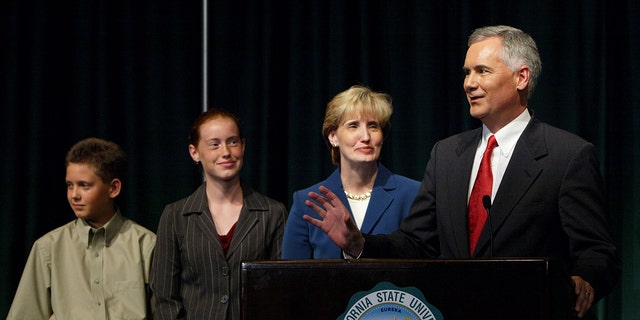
8,137,156,320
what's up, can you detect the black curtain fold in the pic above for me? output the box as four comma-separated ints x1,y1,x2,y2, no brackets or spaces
2,0,638,318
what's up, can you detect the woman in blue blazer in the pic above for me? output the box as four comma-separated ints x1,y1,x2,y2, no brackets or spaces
282,85,419,259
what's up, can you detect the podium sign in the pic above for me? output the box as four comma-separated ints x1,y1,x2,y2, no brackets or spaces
241,258,572,320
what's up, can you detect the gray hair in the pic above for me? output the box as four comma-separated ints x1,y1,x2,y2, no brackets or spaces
469,25,542,99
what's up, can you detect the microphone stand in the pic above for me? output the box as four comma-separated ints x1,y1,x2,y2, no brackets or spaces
482,195,494,258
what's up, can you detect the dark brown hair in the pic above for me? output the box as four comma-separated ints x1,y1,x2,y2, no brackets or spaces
65,137,127,184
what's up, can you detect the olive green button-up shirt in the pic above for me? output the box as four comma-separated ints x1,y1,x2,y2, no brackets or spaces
7,211,156,320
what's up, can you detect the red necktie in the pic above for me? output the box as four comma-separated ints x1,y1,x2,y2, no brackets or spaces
468,135,498,255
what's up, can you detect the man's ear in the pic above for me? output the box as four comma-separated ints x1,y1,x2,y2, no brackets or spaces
516,65,530,91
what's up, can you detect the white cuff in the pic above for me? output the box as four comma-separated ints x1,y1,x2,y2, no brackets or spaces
342,250,363,260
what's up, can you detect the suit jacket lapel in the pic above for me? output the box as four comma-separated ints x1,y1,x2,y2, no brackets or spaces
326,165,396,234
188,185,226,256
474,117,546,255
194,212,224,253
451,129,483,257
189,184,264,259
227,187,261,257
360,164,394,234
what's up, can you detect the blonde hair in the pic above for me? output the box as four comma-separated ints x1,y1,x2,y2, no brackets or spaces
322,85,393,166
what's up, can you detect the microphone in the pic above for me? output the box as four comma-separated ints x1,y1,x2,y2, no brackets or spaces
482,195,494,258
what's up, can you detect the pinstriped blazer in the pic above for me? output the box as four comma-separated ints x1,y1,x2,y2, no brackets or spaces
150,183,287,320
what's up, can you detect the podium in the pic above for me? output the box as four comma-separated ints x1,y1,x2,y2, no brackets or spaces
241,258,574,320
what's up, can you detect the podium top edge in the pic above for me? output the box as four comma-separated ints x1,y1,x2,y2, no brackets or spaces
241,257,551,269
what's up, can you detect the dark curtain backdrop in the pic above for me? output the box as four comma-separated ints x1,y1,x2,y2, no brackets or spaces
1,0,637,318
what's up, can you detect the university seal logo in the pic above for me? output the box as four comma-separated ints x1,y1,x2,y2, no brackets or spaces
338,281,444,320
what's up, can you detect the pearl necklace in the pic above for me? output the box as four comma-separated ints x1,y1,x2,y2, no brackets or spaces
344,189,373,201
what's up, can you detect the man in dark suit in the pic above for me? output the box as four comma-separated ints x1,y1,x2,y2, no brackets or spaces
303,25,620,319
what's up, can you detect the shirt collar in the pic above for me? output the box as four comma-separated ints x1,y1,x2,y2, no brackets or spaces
482,108,531,157
75,209,124,248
